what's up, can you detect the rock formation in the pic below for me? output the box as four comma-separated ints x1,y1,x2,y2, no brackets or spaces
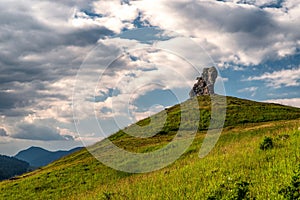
189,66,218,97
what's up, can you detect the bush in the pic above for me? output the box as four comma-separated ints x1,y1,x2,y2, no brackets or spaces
232,181,250,200
157,127,170,135
279,164,300,200
102,191,114,200
259,136,273,150
207,179,251,200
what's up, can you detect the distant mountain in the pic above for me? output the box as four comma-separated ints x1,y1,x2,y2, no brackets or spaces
14,146,83,168
0,155,29,181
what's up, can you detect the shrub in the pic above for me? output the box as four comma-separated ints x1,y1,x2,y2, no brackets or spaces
259,136,273,150
207,179,251,200
157,127,169,135
231,181,250,200
279,164,300,200
102,191,114,200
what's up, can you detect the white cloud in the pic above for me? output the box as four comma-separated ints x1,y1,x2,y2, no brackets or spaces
219,77,229,82
248,67,300,88
238,86,258,97
133,104,165,121
265,98,300,108
129,0,300,66
91,0,139,33
238,86,258,92
233,66,246,71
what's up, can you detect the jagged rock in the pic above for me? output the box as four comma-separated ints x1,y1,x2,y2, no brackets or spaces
189,66,218,97
203,66,218,94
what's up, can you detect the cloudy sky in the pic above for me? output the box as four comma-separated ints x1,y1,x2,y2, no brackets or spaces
1,0,300,155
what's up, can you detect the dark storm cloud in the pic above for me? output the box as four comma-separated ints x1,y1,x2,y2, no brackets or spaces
0,89,37,117
53,0,95,8
0,0,113,56
0,0,113,63
63,27,114,47
0,12,112,62
0,80,68,117
172,2,277,38
12,123,74,141
220,0,285,8
0,10,54,54
0,0,116,118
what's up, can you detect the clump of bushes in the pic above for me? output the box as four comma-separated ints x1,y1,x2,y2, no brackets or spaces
259,136,273,150
230,181,251,200
279,164,300,200
207,179,251,200
102,191,114,200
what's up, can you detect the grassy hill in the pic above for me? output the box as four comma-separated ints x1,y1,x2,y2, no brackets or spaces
0,96,300,199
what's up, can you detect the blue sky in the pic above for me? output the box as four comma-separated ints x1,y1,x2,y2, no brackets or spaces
0,0,300,155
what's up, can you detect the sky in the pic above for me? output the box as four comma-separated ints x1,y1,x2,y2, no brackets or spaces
1,0,300,156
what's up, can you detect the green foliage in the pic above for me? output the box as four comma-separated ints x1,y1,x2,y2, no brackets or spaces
207,179,251,200
259,136,274,150
101,191,114,200
279,164,300,200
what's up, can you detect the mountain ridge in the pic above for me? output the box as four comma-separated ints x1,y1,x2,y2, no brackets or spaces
14,146,83,168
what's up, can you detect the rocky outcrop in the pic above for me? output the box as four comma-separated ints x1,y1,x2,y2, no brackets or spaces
189,66,218,97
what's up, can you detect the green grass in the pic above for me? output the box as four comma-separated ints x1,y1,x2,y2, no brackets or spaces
0,96,300,199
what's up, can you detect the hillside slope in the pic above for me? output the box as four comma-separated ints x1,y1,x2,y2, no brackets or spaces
0,96,300,199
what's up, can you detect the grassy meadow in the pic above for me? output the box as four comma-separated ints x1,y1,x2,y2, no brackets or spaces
0,96,299,199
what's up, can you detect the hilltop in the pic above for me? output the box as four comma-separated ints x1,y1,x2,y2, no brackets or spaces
0,96,299,199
